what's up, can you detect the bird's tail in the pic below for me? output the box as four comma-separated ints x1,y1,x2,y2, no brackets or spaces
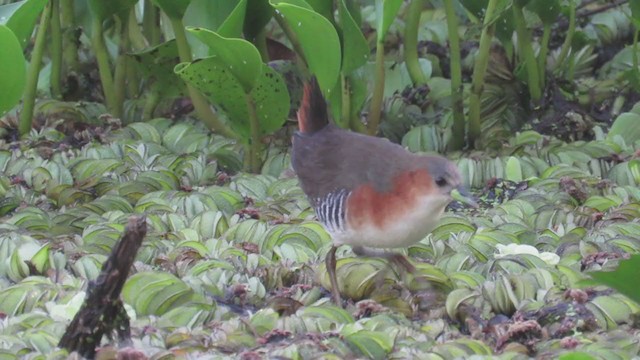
297,77,328,135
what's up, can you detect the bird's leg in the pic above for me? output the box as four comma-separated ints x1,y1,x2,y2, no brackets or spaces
352,246,415,272
351,246,417,292
325,245,342,305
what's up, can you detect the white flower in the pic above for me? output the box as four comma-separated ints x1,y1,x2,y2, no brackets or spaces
495,243,560,265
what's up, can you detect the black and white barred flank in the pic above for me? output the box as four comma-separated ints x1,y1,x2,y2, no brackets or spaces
314,188,349,233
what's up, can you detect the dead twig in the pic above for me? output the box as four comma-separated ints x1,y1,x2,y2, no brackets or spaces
59,215,147,359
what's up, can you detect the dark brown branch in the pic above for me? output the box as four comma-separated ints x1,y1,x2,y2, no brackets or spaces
59,216,147,359
535,0,629,34
576,0,629,20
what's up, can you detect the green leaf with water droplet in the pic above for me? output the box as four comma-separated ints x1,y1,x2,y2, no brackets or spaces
270,0,341,94
176,59,289,140
188,27,262,92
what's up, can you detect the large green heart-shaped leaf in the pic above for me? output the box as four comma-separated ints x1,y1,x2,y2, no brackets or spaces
176,60,290,139
273,0,312,10
244,0,275,39
0,25,26,116
217,0,248,37
183,0,234,58
187,27,262,92
494,12,515,44
0,0,47,49
328,72,367,128
176,58,246,136
459,0,486,19
270,0,341,94
305,0,333,20
525,0,560,25
130,39,185,98
374,0,402,43
184,0,244,35
459,0,513,42
249,65,291,134
459,0,511,24
338,0,369,73
150,0,191,20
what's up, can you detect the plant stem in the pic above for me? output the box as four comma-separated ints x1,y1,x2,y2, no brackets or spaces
343,73,367,132
275,14,308,66
20,2,52,136
142,0,160,45
50,0,62,99
566,51,577,82
170,16,238,139
367,41,385,135
113,12,130,120
126,8,142,98
632,29,639,75
126,55,138,98
537,23,551,91
404,0,427,85
245,94,262,173
59,0,72,31
170,18,191,63
443,0,464,150
143,88,160,120
350,114,367,133
556,0,576,68
92,16,117,115
254,28,269,62
60,0,78,73
468,0,499,146
512,4,541,102
339,74,351,128
128,7,148,50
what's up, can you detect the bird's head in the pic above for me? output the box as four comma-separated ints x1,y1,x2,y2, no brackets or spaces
424,156,478,208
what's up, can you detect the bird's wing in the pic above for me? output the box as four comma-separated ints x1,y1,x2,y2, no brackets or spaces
292,126,416,201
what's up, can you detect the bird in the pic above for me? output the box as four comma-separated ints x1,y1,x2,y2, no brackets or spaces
291,77,477,305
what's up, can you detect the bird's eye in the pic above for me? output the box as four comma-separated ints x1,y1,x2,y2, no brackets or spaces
435,177,447,187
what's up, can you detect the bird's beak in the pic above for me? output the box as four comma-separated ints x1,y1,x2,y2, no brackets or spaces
451,185,479,208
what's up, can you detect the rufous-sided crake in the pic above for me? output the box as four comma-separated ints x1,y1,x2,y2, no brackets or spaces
292,77,477,304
